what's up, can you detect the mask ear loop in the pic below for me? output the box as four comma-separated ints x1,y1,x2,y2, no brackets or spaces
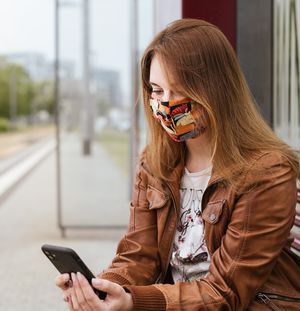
149,98,159,112
149,98,164,125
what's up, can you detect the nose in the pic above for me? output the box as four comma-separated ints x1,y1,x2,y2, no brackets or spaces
161,90,171,102
161,91,182,102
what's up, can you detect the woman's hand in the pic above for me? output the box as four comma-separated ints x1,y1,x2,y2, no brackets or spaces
55,273,73,304
55,273,133,311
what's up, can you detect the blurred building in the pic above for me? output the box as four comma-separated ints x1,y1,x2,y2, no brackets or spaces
92,68,121,108
6,53,53,81
6,52,75,81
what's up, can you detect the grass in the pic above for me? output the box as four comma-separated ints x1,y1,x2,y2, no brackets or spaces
96,128,129,176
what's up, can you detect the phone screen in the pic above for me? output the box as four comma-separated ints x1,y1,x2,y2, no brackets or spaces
41,244,107,300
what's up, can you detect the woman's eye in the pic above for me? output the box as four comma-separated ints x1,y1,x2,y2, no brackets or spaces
151,90,163,94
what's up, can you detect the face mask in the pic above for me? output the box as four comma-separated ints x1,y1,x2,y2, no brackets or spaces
149,97,206,142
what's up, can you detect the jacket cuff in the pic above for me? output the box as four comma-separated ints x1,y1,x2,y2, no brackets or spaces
124,285,166,311
99,272,131,286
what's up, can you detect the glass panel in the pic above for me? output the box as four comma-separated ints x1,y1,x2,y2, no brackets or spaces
59,0,130,228
273,0,300,150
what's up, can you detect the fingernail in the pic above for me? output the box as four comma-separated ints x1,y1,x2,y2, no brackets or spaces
92,278,102,286
62,274,69,281
63,296,69,302
77,272,82,279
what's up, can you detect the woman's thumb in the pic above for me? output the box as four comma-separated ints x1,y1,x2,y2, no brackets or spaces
92,278,122,296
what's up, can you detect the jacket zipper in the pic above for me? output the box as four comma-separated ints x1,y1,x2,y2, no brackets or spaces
257,292,300,310
160,183,178,283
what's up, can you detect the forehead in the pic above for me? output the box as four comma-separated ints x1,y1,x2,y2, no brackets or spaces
149,55,176,89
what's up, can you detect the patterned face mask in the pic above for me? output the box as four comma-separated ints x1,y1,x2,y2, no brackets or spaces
149,97,206,142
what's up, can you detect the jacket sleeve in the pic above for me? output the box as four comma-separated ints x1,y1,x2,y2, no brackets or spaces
124,153,297,311
99,157,163,288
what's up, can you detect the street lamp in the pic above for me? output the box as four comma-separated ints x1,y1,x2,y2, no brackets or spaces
82,0,93,155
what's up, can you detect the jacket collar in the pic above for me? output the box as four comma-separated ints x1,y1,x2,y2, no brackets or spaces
165,161,224,213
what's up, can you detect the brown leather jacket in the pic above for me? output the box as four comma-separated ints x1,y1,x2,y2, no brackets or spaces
100,151,300,310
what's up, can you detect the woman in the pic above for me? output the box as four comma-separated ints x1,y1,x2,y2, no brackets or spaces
56,19,300,310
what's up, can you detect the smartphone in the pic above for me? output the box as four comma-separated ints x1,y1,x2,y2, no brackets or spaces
41,244,107,300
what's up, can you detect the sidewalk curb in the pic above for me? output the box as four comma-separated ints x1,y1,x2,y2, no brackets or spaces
0,140,55,204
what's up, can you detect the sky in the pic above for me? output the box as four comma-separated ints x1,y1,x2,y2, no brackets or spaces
0,0,55,59
0,0,154,98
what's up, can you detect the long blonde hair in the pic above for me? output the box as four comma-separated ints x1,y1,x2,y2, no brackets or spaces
141,19,299,183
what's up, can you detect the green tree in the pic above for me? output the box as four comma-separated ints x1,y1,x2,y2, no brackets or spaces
0,59,35,119
33,80,54,115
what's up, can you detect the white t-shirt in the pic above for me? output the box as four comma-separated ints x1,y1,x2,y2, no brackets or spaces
170,166,212,283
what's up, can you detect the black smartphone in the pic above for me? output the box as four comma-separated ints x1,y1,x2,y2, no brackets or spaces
41,244,107,300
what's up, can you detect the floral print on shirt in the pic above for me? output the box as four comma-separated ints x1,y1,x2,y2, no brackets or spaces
170,167,211,282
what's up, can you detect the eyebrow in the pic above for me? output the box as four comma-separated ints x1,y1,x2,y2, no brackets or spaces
149,82,161,87
150,81,181,91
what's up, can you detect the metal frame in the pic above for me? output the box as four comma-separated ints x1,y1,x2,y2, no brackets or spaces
129,0,139,194
54,0,63,236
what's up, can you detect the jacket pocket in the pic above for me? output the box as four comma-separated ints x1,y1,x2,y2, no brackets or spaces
146,185,171,247
202,199,228,253
202,199,226,224
146,185,168,209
